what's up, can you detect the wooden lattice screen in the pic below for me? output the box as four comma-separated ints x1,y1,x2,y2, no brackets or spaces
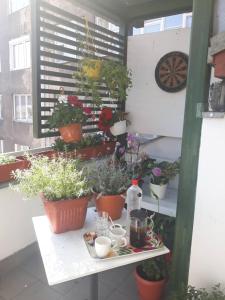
31,0,126,138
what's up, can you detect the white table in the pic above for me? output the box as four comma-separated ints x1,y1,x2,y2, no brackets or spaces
33,207,169,300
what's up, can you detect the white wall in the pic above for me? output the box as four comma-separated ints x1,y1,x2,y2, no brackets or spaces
188,0,225,288
127,28,191,138
0,187,44,260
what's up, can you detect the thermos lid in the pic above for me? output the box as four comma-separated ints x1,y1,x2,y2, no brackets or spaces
131,179,139,185
130,209,147,221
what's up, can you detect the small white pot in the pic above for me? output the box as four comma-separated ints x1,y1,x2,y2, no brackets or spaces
149,183,168,200
110,120,126,136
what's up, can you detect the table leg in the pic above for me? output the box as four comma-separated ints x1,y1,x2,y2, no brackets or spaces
90,273,98,300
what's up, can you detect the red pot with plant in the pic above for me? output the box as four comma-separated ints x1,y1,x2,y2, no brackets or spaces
0,155,27,183
91,159,130,220
12,155,92,233
134,256,168,300
42,194,89,234
48,92,92,143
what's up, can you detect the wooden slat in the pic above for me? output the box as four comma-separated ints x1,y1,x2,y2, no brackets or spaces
40,60,78,71
40,25,124,54
39,11,124,48
40,50,79,63
40,0,124,40
40,39,123,60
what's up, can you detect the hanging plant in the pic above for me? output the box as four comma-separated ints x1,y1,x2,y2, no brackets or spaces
73,18,132,107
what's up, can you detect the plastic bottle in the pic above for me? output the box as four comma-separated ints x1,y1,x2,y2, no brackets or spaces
126,179,142,236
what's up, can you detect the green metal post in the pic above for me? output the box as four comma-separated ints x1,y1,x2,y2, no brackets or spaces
171,0,213,292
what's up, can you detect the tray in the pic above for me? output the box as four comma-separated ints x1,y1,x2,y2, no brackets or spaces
83,231,164,260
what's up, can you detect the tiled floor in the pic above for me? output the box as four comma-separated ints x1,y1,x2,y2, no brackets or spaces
0,250,139,300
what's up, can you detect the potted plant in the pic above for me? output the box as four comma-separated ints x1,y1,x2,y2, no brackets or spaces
74,60,132,107
52,134,115,160
135,256,168,300
12,156,91,233
168,284,225,299
0,154,27,183
110,111,130,136
147,160,180,200
98,107,129,136
90,160,130,220
48,94,92,143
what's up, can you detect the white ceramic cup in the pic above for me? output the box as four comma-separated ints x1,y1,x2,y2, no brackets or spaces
109,224,127,248
95,236,112,258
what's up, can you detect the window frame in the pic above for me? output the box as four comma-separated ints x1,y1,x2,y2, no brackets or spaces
9,35,31,71
13,94,32,123
0,140,4,153
0,95,2,119
8,0,29,14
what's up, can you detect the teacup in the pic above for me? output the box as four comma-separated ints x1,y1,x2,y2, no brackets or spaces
95,236,112,258
109,224,127,248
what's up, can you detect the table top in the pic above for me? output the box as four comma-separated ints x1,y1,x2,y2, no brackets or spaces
33,207,169,286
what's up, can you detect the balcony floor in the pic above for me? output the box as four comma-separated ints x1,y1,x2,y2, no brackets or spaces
0,247,139,300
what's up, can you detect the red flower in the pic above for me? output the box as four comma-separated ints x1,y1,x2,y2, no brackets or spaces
68,95,83,108
98,107,113,132
83,107,92,115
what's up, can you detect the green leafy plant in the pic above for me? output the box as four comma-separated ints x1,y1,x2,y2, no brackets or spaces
74,59,132,106
48,96,90,129
52,134,103,152
12,156,91,201
90,159,130,195
147,159,180,185
0,154,16,165
138,256,168,281
101,60,132,101
168,284,225,300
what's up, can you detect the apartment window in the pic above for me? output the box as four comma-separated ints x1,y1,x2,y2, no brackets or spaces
0,140,4,153
9,35,30,70
13,94,32,122
9,0,29,14
14,144,29,152
0,95,2,119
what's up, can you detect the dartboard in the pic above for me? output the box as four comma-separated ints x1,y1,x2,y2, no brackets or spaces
155,51,188,93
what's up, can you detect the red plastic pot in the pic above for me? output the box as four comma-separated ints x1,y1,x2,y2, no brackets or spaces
42,194,89,234
0,159,28,183
213,50,225,78
95,194,125,220
135,267,166,300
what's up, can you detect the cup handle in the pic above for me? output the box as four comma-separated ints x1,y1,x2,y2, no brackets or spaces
120,237,127,248
111,237,127,249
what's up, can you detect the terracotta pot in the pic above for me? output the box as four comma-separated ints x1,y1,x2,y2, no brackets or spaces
0,159,27,183
82,59,102,80
95,194,125,220
213,50,225,78
42,195,89,234
59,123,82,143
135,268,166,300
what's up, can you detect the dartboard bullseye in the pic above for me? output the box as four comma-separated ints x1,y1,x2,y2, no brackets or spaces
155,52,189,92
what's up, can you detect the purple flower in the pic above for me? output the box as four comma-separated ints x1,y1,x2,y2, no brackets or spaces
152,167,162,177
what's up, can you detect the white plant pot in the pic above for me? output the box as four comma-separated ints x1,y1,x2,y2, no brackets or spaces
110,120,126,136
149,183,168,200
